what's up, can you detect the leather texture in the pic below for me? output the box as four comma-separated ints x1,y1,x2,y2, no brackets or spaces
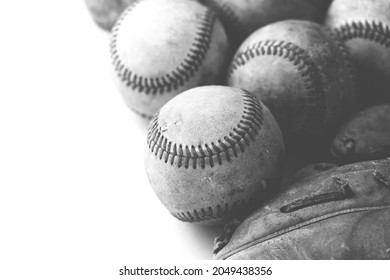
85,0,135,30
202,0,332,47
214,159,390,259
145,86,285,225
111,0,229,118
325,0,390,104
331,104,390,164
227,20,356,142
291,162,338,184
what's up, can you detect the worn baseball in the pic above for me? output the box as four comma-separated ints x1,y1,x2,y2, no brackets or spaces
325,0,390,104
228,20,356,143
214,159,390,259
202,0,332,47
144,86,285,225
331,104,390,164
110,0,229,118
85,0,135,31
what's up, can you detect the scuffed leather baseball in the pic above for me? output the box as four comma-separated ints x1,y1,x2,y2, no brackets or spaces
331,104,390,163
85,0,135,31
110,0,230,118
228,20,356,143
325,0,390,104
144,86,285,225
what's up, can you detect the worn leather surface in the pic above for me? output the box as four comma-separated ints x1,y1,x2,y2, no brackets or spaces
111,0,229,117
228,20,356,142
214,159,390,259
202,0,332,47
291,162,338,184
331,104,390,164
85,0,135,30
145,86,285,225
325,0,390,104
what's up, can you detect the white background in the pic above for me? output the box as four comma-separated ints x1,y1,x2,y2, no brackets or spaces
0,1,387,280
0,1,224,279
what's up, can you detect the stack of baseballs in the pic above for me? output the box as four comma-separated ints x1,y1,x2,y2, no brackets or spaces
86,0,390,259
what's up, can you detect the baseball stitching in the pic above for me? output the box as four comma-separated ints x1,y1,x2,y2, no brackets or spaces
110,0,216,95
229,40,326,136
203,0,247,41
171,200,245,223
147,90,264,169
334,20,390,49
324,28,357,90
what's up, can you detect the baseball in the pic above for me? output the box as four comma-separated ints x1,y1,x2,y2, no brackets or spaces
110,0,230,118
331,104,390,164
202,0,332,47
227,20,356,143
325,0,390,104
85,0,135,31
144,86,285,225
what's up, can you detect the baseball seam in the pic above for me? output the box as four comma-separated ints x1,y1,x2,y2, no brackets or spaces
217,204,390,259
171,200,245,223
324,28,357,91
204,0,247,41
146,90,264,169
110,1,216,95
335,20,390,49
229,40,325,136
